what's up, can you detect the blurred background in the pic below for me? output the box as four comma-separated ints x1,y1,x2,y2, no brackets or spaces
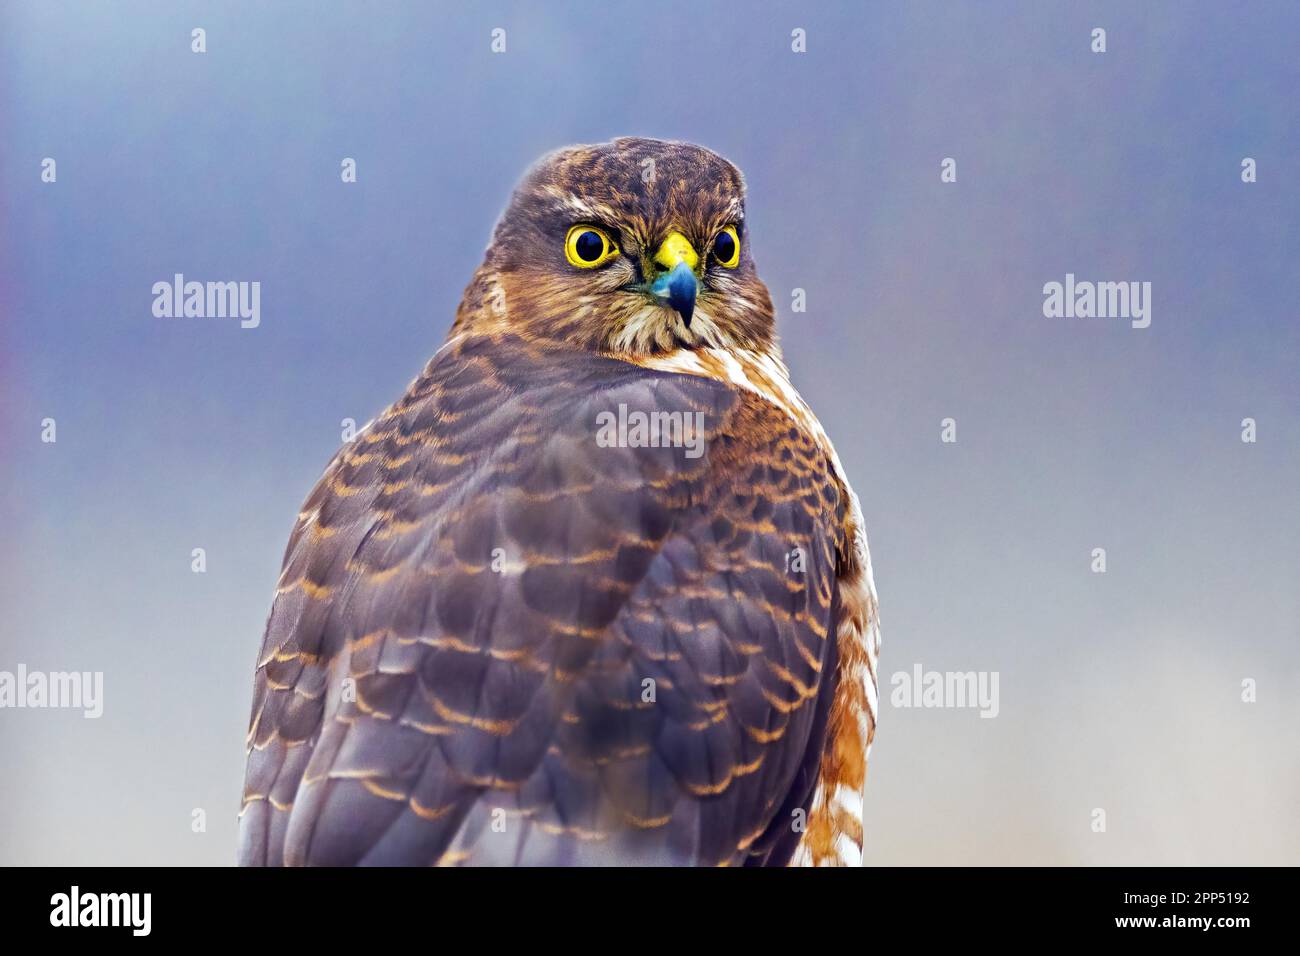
1,1,1296,865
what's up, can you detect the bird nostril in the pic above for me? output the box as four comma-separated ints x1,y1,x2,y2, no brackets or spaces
655,261,693,278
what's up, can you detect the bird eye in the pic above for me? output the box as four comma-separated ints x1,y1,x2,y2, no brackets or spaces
565,225,619,268
712,225,740,268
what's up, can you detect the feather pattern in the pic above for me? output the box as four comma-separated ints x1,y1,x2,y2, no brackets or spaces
240,333,874,865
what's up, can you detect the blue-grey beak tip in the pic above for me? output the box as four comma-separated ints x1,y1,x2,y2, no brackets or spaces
651,262,697,327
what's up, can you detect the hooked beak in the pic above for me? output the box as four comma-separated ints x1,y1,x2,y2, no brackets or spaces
649,231,698,327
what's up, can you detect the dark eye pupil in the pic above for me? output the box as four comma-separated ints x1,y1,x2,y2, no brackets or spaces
575,230,604,262
714,231,736,263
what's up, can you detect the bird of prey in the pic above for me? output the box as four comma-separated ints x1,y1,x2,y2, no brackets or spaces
239,137,881,867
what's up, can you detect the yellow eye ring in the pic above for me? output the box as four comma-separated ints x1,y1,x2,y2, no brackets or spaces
712,225,740,268
565,225,619,268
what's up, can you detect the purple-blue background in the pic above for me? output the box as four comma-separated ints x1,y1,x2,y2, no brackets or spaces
2,1,1297,864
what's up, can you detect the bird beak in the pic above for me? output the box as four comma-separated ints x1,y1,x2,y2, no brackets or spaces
649,231,699,327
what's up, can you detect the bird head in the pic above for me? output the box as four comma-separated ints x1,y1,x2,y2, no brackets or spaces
453,137,776,355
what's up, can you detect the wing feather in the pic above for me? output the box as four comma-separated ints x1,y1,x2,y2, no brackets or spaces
239,333,850,866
